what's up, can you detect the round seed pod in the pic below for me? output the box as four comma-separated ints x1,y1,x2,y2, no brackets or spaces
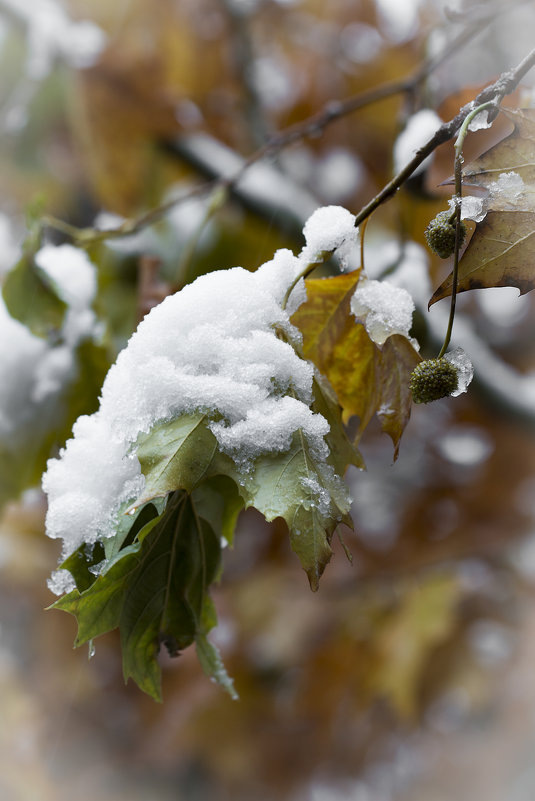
410,357,459,403
425,210,467,259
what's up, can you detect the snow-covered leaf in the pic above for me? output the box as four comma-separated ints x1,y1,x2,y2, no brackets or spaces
243,429,349,591
134,395,352,589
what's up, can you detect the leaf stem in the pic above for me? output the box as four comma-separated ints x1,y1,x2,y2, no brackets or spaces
281,258,322,311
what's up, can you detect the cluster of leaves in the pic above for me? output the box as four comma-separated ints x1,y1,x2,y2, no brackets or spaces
47,263,420,701
47,101,535,700
3,101,535,702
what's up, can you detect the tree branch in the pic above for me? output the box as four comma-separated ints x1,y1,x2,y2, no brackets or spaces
353,45,535,228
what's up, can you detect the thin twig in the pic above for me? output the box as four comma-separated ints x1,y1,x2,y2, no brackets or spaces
353,46,535,229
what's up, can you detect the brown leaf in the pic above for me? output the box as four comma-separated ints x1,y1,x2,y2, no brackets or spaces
291,271,420,458
430,211,535,304
430,108,535,304
461,107,535,213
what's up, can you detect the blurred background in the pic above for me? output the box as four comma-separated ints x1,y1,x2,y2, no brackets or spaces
1,0,535,799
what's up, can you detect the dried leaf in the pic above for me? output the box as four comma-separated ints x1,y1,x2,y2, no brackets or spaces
430,211,535,303
431,108,535,303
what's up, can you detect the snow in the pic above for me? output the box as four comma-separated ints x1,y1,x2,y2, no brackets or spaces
460,171,526,222
43,223,356,563
444,347,474,396
315,148,366,203
301,205,359,270
468,109,491,132
460,195,486,223
364,239,431,309
488,171,525,206
376,0,423,42
0,244,99,444
393,109,443,175
0,214,20,277
43,206,403,575
35,243,99,347
35,244,97,309
350,278,416,346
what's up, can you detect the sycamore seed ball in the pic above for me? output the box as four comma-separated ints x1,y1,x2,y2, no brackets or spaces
410,358,459,404
425,210,467,259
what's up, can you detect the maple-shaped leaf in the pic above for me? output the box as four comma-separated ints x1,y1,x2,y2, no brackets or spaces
291,271,420,458
431,108,535,303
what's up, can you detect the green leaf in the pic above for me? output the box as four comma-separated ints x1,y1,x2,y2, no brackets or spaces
52,491,224,701
60,542,106,593
135,412,234,501
241,424,350,591
191,475,244,548
2,246,67,337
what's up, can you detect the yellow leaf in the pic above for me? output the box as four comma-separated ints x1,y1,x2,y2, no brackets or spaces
292,271,420,458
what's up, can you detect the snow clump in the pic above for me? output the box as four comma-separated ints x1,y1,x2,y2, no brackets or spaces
43,208,360,570
350,278,416,346
301,205,359,271
460,171,526,222
444,347,474,397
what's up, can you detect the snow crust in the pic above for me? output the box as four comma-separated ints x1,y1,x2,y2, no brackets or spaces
301,205,360,272
350,278,416,346
364,239,431,310
302,205,357,258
